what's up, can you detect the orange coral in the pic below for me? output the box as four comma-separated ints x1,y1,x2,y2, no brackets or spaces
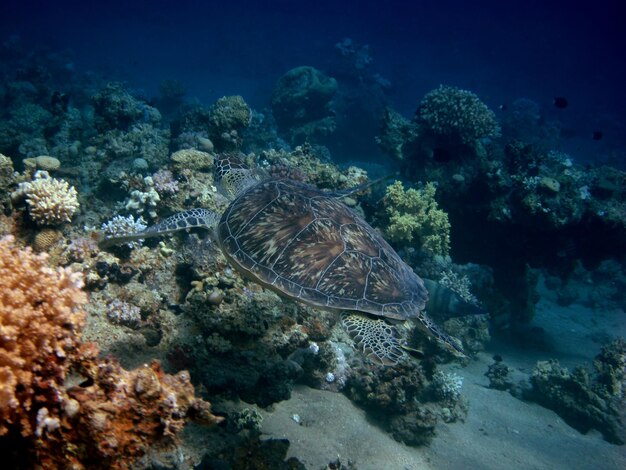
0,236,222,469
39,358,222,469
0,235,87,437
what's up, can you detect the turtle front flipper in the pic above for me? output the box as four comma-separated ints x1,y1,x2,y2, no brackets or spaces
100,208,219,247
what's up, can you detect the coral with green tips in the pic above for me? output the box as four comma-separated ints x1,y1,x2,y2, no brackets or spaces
383,180,451,256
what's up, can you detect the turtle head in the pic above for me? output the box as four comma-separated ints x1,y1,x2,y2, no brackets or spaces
214,154,260,200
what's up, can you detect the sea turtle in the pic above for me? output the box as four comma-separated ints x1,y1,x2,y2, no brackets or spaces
103,155,466,364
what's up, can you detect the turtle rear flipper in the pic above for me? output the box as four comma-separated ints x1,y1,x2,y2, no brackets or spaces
342,313,406,366
100,208,219,247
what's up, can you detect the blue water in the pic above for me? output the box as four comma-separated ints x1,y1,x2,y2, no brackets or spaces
2,0,624,163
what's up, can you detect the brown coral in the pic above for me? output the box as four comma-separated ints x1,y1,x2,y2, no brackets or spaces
0,235,87,437
0,236,222,469
38,358,223,469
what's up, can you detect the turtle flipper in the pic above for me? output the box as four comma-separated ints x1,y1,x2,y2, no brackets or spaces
101,209,219,247
341,313,406,366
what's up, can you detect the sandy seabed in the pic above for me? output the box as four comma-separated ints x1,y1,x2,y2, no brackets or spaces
260,289,625,470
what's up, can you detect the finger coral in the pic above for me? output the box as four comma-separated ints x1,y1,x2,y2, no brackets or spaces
0,236,222,469
383,180,451,256
12,170,79,225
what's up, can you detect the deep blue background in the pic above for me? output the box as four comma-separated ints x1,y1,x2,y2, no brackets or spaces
1,0,624,162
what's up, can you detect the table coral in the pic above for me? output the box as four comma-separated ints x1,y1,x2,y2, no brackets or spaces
0,236,222,469
383,180,451,256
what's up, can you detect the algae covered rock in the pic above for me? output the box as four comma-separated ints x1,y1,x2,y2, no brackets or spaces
271,66,338,144
526,341,626,445
208,95,251,150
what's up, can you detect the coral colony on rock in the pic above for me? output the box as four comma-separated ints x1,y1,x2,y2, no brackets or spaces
0,2,625,469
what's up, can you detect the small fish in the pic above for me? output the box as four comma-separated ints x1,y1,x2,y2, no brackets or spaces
553,96,568,109
498,104,507,111
592,130,603,140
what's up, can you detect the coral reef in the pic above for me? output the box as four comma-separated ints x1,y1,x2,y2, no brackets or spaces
382,180,451,256
11,170,79,225
417,85,500,146
344,360,467,446
271,66,338,144
123,175,161,219
485,357,513,391
0,153,16,212
0,236,222,469
100,214,147,249
22,155,60,172
170,148,215,174
377,87,626,326
208,95,251,151
106,298,142,328
92,82,161,131
0,235,87,437
525,339,626,444
429,370,464,401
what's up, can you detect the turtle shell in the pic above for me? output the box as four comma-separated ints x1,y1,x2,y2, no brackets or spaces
218,180,428,321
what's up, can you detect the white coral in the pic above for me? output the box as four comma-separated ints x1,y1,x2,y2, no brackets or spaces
100,214,147,249
124,176,160,218
432,370,463,400
13,170,79,225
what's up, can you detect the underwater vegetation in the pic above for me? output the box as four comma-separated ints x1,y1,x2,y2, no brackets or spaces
0,36,624,468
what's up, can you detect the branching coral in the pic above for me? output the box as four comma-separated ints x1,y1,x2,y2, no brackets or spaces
418,85,500,145
100,214,147,249
0,236,222,469
12,170,79,225
383,180,451,256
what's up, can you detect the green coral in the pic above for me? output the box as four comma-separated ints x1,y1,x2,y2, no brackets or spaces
418,85,500,145
383,180,451,256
